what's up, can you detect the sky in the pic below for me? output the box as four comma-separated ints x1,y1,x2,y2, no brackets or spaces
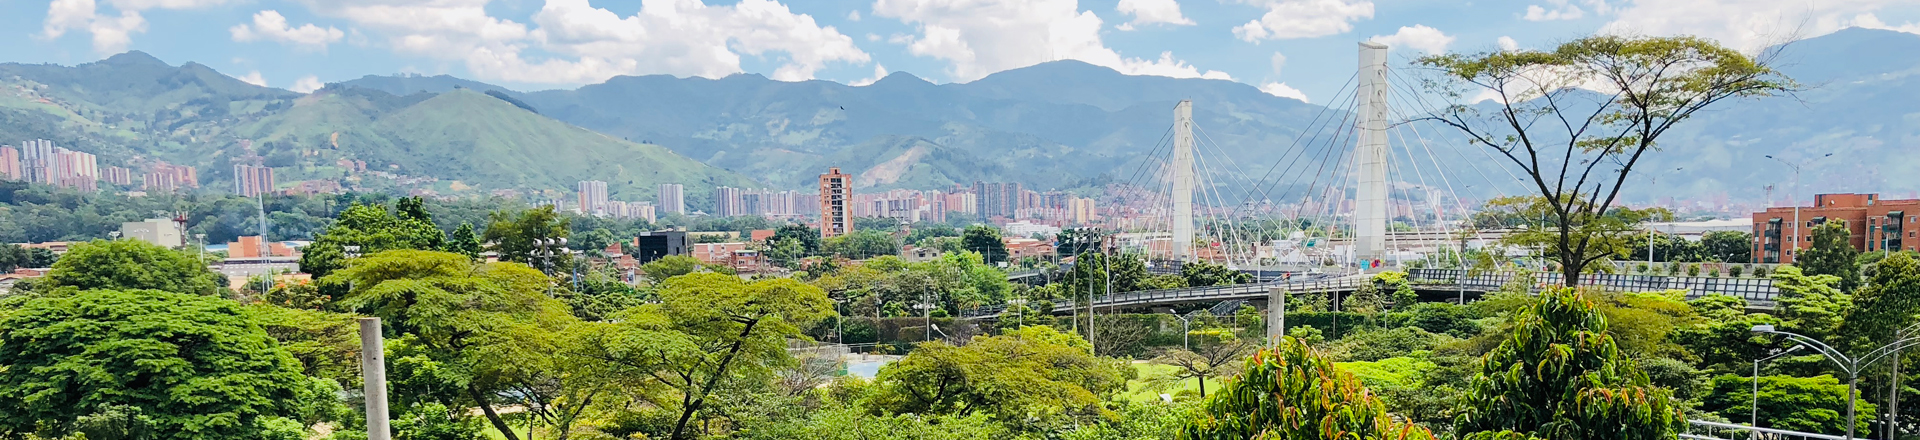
8,0,1920,104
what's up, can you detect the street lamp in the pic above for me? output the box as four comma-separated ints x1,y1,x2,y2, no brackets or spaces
108,231,121,240
1752,324,1920,440
1006,297,1029,328
913,300,937,342
1170,310,1200,352
1753,344,1803,430
1765,153,1833,263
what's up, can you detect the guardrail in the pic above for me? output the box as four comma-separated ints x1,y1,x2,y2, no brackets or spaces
963,277,1363,319
1408,269,1779,303
1685,419,1864,440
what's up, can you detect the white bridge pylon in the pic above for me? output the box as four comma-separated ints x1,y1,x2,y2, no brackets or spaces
1355,42,1391,265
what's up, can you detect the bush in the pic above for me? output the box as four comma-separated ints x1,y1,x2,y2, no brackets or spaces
1635,263,1651,274
1754,266,1770,277
1331,327,1448,362
1687,264,1701,277
1728,265,1745,278
1401,302,1483,338
1667,262,1683,276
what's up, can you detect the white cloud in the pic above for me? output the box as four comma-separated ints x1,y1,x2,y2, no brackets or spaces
1523,0,1584,21
1260,82,1309,103
874,0,1229,82
847,10,861,21
1269,52,1287,75
42,0,229,54
1369,24,1454,55
1497,36,1520,51
1597,0,1913,52
295,0,869,85
291,75,324,93
230,10,345,50
237,71,267,87
1231,0,1374,42
1116,0,1195,30
1853,13,1920,34
851,63,888,86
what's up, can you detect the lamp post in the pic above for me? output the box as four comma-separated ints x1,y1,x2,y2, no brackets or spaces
1007,298,1028,328
1753,344,1804,430
1765,153,1832,263
914,300,936,342
1171,310,1196,352
1752,324,1920,439
109,231,120,240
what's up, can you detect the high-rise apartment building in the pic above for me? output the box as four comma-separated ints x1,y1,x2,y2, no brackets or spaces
973,181,1023,219
144,162,198,192
0,146,18,180
233,164,276,197
820,167,851,238
102,166,132,187
16,140,99,191
20,139,54,184
716,187,747,217
1067,197,1098,224
577,180,609,215
658,183,685,214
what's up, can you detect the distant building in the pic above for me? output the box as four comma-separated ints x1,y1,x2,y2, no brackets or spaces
0,146,18,180
16,140,99,191
144,162,198,192
286,180,344,195
120,218,186,249
227,236,296,259
973,181,1023,219
605,200,656,222
20,139,54,184
102,166,132,187
1004,221,1061,238
577,180,609,215
658,183,685,214
1751,193,1920,264
716,186,746,217
233,164,276,197
632,230,690,264
1067,197,1098,224
820,167,851,239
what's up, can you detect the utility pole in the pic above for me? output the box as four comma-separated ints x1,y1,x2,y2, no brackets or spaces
359,318,392,440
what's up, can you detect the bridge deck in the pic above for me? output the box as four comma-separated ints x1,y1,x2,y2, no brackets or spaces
965,269,1779,319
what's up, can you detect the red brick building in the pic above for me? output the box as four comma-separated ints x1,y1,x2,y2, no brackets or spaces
1751,193,1919,264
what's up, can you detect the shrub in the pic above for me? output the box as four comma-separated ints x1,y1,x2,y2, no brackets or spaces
1728,265,1745,278
1179,338,1436,440
1754,266,1770,277
1687,264,1701,276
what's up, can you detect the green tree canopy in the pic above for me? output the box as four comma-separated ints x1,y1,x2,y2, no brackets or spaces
325,250,576,440
1454,289,1686,440
44,239,222,296
1840,251,1920,349
300,200,450,280
962,225,1009,265
1771,265,1852,341
483,204,571,264
1179,337,1437,440
824,229,899,260
0,289,308,439
870,325,1130,426
447,222,483,259
1800,221,1862,292
1181,260,1252,287
1700,374,1875,435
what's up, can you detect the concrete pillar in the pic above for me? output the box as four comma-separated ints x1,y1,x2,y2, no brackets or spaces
1356,42,1391,265
1172,100,1196,262
359,318,392,440
1267,287,1286,343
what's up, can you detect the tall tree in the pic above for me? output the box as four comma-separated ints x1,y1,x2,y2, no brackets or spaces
869,325,1129,426
1701,230,1754,263
1800,221,1862,292
1454,289,1686,440
1770,265,1852,341
483,205,571,264
447,222,483,259
581,273,833,439
0,290,309,439
1841,252,1920,349
1419,36,1792,286
43,239,222,296
1179,337,1437,440
962,225,1009,265
300,202,449,281
770,223,822,255
325,250,577,440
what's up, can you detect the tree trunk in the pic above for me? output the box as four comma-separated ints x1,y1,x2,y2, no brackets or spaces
468,383,521,440
670,319,762,439
1198,376,1206,398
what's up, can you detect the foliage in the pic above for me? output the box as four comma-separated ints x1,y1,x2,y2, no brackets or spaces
1333,326,1452,362
301,199,450,281
1840,251,1920,349
1670,295,1782,374
869,325,1129,427
580,272,834,439
0,243,58,271
43,238,223,296
0,289,308,439
1700,374,1875,435
1770,265,1853,341
483,204,571,264
1179,337,1437,440
1181,261,1252,287
1454,289,1686,440
1149,337,1256,398
1800,221,1862,292
325,250,576,440
1419,35,1792,286
640,255,710,284
1404,302,1484,337
1062,401,1200,440
1702,231,1754,263
824,229,900,260
735,405,1014,440
963,225,1010,264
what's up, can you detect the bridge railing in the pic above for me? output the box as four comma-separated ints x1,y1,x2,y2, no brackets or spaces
1409,269,1779,303
962,277,1363,318
1684,419,1863,440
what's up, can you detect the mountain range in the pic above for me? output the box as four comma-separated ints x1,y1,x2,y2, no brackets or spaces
2,27,1917,210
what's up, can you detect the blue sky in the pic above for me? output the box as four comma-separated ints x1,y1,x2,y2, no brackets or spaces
8,0,1919,103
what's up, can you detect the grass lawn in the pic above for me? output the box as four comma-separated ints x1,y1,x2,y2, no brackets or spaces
1120,363,1209,404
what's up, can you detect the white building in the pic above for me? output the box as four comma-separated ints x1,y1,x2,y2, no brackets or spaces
658,183,685,214
120,218,185,248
